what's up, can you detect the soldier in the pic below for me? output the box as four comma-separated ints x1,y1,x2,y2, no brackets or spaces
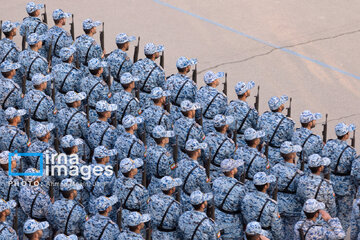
131,43,165,109
54,234,78,240
106,33,136,93
18,33,47,89
296,154,337,216
225,81,258,146
114,158,149,221
322,122,356,231
141,87,172,147
79,58,110,123
292,110,323,168
74,19,103,71
0,151,21,202
85,146,116,215
245,221,270,240
47,178,86,236
110,72,141,125
196,71,228,134
84,196,120,240
0,21,21,64
234,128,269,191
23,73,56,129
351,196,360,240
0,107,29,153
146,125,176,196
174,100,205,156
52,46,83,110
118,212,151,240
0,61,23,110
294,199,345,239
203,114,236,179
115,115,146,176
271,141,303,239
87,100,118,151
257,95,295,165
20,2,48,57
46,9,73,66
26,123,56,170
241,172,284,240
178,190,218,239
0,199,17,240
148,176,182,239
212,159,246,240
23,219,49,240
165,57,197,122
175,139,210,211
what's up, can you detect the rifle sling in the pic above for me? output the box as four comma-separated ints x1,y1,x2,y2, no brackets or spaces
2,85,17,109
268,116,286,146
8,130,19,151
99,126,111,146
155,152,166,178
218,182,241,214
30,192,42,219
126,140,136,158
182,165,199,196
158,112,166,125
32,96,47,121
140,65,157,92
257,199,271,223
184,123,196,146
86,81,102,106
115,59,128,80
174,80,189,106
33,22,42,33
123,184,141,210
64,110,82,135
90,172,104,194
333,145,351,175
245,154,258,180
0,47,16,64
158,200,177,231
26,56,41,80
237,108,252,134
300,134,315,160
59,67,76,94
64,203,79,235
203,93,220,119
84,41,94,66
53,32,64,57
281,171,299,194
314,179,324,199
120,98,136,122
190,217,208,240
212,138,229,167
6,183,12,202
98,221,111,240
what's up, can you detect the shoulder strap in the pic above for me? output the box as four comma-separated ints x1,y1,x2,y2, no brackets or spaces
282,171,299,193
126,140,137,158
115,59,128,80
64,203,79,235
333,145,351,174
140,65,157,92
8,130,19,151
257,198,271,222
99,125,111,146
182,165,199,195
159,200,177,230
120,98,136,122
203,93,220,118
268,116,286,145
174,80,189,105
53,32,65,57
245,154,258,179
155,152,167,178
32,95,47,120
123,184,141,208
27,56,41,80
98,220,112,240
84,41,94,66
218,182,240,211
59,67,76,93
64,110,82,135
237,108,252,133
185,123,196,145
0,47,16,64
212,138,229,167
30,192,42,218
314,179,324,199
87,81,102,104
2,85,17,109
190,217,208,240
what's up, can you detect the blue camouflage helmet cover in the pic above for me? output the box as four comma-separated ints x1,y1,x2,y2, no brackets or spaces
82,18,101,30
126,212,151,227
190,190,213,205
152,125,175,139
60,178,83,191
122,115,143,128
245,221,267,236
64,91,86,103
24,168,41,182
52,9,71,20
60,135,83,148
88,58,107,70
221,158,244,172
185,139,207,151
116,33,136,44
120,158,143,173
303,198,325,213
213,114,234,127
34,123,55,138
335,122,356,137
244,128,265,141
32,73,51,86
59,46,76,62
280,141,302,154
4,107,26,120
120,72,139,84
253,172,276,186
160,176,182,191
149,87,171,99
268,95,288,111
203,71,224,84
95,195,118,211
54,234,78,240
0,151,21,165
23,219,49,234
27,33,46,45
93,146,117,159
300,110,322,123
144,43,164,55
95,100,117,113
0,199,16,212
180,100,201,112
308,154,330,168
26,2,44,14
0,60,21,72
235,81,255,95
1,21,20,33
176,56,197,69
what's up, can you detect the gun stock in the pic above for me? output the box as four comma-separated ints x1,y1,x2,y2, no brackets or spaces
160,51,164,69
286,97,292,117
70,14,75,40
133,37,140,63
352,130,356,148
223,73,228,96
192,64,197,84
254,85,260,111
42,4,48,24
100,22,105,51
322,114,328,143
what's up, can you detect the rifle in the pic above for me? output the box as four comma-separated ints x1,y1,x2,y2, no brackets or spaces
205,147,215,220
140,122,147,146
22,71,27,96
223,73,227,96
160,51,164,69
100,22,105,51
135,86,140,100
0,20,2,40
173,136,181,201
13,203,18,231
22,35,26,51
351,130,356,148
133,37,140,63
70,14,75,40
322,114,328,143
254,85,260,112
117,207,122,231
286,97,292,117
196,108,203,126
49,182,54,202
25,110,31,137
192,64,197,84
232,120,238,145
82,142,87,163
54,128,60,152
105,66,111,87
164,100,171,113
272,177,278,201
47,38,53,69
142,157,147,188
42,4,48,24
145,222,152,240
111,112,117,128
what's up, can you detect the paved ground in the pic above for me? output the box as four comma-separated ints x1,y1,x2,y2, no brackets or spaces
1,1,358,236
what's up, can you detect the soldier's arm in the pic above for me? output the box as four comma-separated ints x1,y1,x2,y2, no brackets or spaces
323,217,346,239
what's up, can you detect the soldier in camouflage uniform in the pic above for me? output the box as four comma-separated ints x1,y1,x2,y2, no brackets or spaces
118,212,151,240
0,61,23,110
23,219,49,240
0,21,21,67
0,199,17,240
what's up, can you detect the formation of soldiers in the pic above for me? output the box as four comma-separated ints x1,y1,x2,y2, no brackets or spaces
0,2,359,240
